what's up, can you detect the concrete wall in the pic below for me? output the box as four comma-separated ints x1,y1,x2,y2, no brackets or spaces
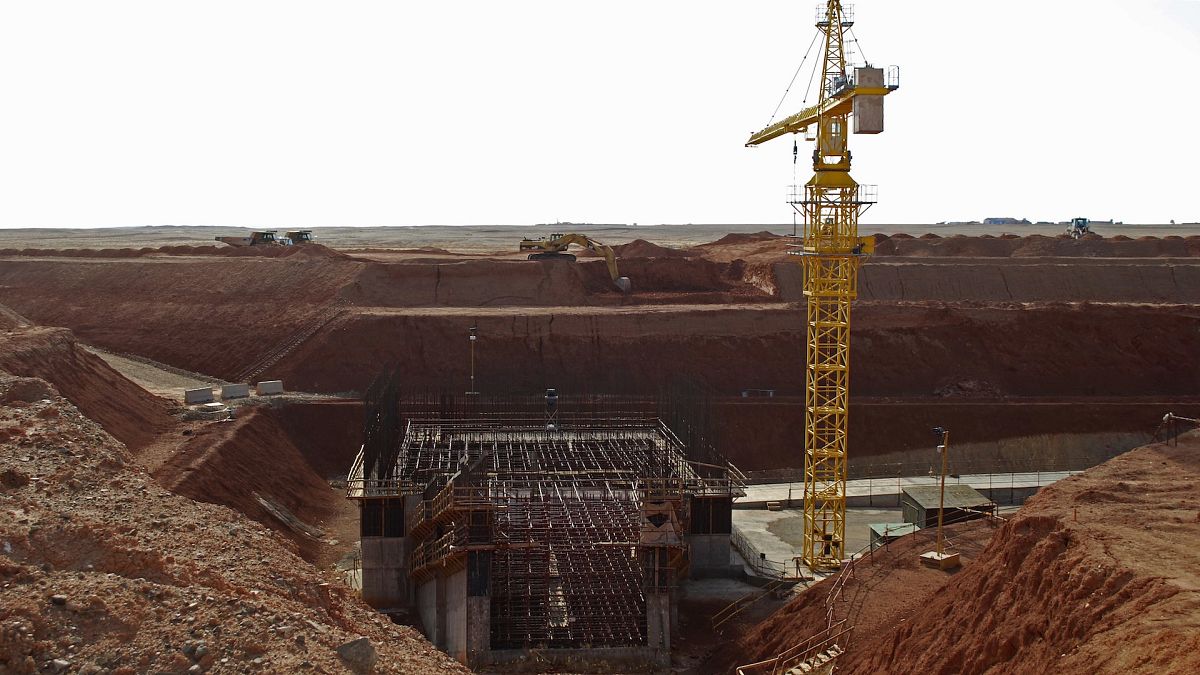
360,537,408,609
686,533,739,577
221,383,250,399
416,578,439,648
444,569,468,662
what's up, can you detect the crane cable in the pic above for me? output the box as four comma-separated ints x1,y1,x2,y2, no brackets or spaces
766,30,822,127
848,25,869,66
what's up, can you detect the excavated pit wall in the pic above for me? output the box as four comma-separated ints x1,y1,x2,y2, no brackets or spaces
274,304,1200,400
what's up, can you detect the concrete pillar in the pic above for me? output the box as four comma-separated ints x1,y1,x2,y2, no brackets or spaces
416,577,439,647
435,572,448,650
466,551,491,666
444,569,468,662
646,592,671,656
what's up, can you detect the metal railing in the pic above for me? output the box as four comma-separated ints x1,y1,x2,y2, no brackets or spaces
734,507,1009,673
731,525,789,579
736,620,851,675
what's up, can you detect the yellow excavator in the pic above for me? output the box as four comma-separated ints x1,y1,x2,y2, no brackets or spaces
519,233,632,293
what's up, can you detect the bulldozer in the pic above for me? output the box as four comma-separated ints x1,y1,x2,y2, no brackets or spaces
1066,217,1092,239
214,231,281,247
519,233,631,293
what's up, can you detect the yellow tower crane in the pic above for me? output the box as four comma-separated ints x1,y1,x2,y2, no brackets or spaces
746,1,897,570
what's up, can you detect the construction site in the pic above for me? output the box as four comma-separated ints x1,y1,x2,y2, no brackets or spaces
1,1,1199,674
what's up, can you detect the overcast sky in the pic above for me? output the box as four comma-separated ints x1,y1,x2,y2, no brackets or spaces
1,0,1197,228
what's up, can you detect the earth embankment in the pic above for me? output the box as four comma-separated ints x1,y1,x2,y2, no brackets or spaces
0,325,173,451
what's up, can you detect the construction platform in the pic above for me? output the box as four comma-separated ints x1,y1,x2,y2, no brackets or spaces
346,383,744,668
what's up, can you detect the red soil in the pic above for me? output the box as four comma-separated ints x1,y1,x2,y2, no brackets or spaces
725,433,1200,674
712,519,998,674
0,255,365,380
850,433,1200,674
613,239,698,259
273,303,1200,400
152,406,351,563
0,326,173,451
868,233,1200,258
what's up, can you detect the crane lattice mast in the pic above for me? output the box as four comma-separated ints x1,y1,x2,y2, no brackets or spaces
746,0,897,570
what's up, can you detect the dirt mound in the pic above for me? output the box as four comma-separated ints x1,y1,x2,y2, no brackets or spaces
872,234,1200,257
153,406,347,562
845,433,1200,674
0,384,466,674
698,231,781,247
613,239,696,258
0,326,173,451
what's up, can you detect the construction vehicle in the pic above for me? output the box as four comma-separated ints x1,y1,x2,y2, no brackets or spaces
284,230,315,244
214,231,280,247
745,0,898,570
1066,217,1091,239
519,233,632,293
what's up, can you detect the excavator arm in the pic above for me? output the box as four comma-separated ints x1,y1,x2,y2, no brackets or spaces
519,233,632,293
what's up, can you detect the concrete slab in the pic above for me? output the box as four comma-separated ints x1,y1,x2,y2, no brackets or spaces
733,506,904,578
737,471,1077,509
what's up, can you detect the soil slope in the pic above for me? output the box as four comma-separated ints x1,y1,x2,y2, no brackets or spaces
731,432,1200,675
152,406,356,564
850,431,1200,675
0,326,173,451
0,378,466,674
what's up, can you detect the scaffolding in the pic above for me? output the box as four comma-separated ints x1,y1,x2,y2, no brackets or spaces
348,387,743,654
346,386,741,653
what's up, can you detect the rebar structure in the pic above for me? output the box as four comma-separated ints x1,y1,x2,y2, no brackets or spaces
348,389,743,655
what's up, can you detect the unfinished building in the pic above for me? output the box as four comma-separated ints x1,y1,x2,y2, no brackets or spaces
347,381,743,668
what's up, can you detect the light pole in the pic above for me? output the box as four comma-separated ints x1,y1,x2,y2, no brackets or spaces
920,426,961,569
934,426,949,556
467,326,479,395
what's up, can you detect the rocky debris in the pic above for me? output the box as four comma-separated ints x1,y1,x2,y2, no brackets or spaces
0,375,54,405
0,382,468,674
336,637,378,672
